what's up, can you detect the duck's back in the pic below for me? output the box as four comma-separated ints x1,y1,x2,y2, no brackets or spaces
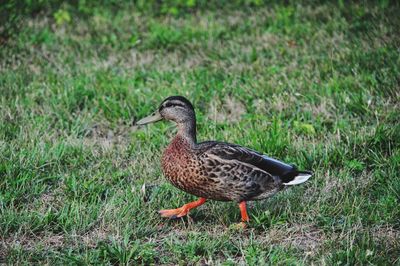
161,137,294,202
194,141,285,201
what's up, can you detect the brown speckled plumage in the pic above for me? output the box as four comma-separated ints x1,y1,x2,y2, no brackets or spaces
136,95,313,225
161,136,282,202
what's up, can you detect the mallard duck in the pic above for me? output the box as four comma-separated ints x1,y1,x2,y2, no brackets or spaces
136,96,312,226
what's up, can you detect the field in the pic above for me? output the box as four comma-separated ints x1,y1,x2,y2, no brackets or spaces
1,1,399,264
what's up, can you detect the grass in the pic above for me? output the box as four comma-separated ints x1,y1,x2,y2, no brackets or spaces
1,1,399,264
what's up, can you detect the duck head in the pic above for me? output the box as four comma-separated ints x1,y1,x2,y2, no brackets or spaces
136,96,197,142
136,96,195,125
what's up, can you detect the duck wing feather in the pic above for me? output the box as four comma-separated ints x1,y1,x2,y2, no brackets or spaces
196,141,300,183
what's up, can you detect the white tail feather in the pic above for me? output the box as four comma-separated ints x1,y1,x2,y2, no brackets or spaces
283,173,312,186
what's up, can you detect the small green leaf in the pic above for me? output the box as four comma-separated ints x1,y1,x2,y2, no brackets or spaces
54,9,71,26
293,121,316,135
168,7,179,16
186,0,196,8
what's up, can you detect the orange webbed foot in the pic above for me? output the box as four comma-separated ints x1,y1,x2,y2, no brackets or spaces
159,197,206,219
158,207,189,219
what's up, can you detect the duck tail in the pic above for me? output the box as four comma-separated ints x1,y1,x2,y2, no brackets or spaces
282,171,312,186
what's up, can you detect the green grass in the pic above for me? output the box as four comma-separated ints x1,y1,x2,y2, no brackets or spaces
1,1,400,264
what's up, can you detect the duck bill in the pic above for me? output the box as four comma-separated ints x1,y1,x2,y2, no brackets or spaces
135,111,163,125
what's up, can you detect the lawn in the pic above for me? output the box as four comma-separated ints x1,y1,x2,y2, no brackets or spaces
0,1,399,264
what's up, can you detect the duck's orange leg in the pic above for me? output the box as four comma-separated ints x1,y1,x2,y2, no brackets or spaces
159,197,207,219
239,201,249,225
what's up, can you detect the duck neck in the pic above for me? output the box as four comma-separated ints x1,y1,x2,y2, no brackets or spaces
176,119,197,146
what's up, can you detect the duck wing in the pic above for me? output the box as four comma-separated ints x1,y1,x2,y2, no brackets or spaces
197,141,312,184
